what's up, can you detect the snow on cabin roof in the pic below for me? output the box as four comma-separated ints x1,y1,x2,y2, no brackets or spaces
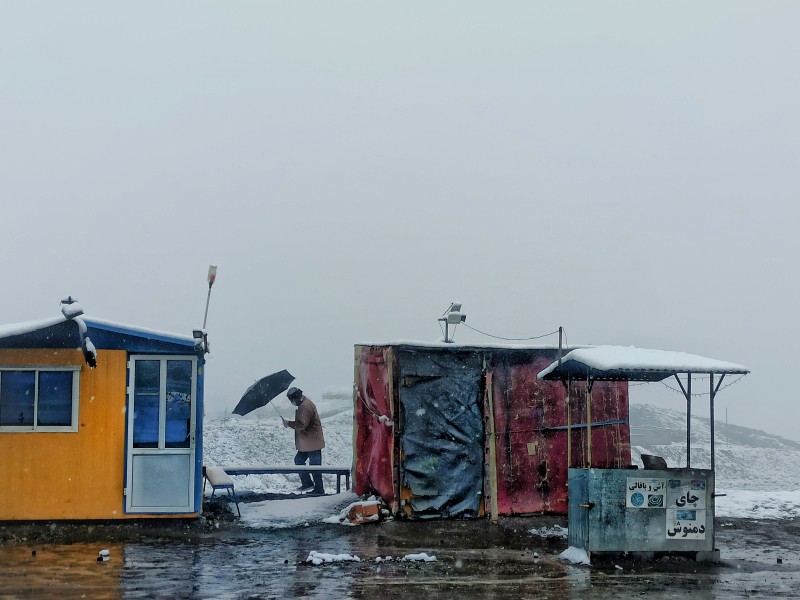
538,345,749,382
84,317,195,345
0,315,194,346
0,316,66,340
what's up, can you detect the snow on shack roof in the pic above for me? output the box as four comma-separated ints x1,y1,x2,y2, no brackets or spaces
355,339,582,351
538,345,749,382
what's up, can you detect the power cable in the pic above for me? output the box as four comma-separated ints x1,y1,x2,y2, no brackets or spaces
462,323,560,342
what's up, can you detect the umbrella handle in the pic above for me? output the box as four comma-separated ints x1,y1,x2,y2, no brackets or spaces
271,402,284,420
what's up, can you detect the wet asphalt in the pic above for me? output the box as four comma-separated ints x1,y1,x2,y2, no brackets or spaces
1,513,799,599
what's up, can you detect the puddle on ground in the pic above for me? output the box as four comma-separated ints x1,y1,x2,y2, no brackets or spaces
2,518,800,599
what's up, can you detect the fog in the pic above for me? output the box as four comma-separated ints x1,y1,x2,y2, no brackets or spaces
2,2,798,439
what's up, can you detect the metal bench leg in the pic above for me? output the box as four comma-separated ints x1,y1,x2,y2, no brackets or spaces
226,487,241,517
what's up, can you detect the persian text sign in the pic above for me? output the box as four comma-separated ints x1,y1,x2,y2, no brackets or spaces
626,478,666,509
666,508,707,539
665,477,708,540
666,478,706,510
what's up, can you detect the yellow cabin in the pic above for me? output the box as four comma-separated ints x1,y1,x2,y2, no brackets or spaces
0,304,206,520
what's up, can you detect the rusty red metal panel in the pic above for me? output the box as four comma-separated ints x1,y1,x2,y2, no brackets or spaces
489,350,630,516
490,354,566,515
353,346,397,511
566,380,631,471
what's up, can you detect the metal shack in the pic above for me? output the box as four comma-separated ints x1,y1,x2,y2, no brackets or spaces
539,346,749,560
0,307,206,520
353,342,630,520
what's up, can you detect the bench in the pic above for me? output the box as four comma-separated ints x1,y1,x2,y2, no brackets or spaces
203,466,241,517
222,465,352,494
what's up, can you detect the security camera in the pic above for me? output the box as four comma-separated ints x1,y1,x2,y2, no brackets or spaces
446,312,466,325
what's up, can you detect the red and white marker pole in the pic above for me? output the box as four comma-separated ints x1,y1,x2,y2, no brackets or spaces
203,265,217,329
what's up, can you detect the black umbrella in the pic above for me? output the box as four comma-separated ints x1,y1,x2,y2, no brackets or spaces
233,369,295,416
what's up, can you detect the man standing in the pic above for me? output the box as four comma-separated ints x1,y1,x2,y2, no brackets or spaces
282,387,325,495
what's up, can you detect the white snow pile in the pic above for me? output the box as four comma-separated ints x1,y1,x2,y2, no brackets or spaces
529,525,568,539
305,551,436,565
559,546,591,566
402,552,437,562
306,551,361,565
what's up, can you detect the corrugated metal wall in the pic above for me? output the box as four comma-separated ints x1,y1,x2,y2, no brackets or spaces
487,350,630,515
353,344,631,519
396,347,484,519
353,345,396,511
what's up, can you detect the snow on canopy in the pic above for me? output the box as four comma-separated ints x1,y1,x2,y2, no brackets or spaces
538,345,749,382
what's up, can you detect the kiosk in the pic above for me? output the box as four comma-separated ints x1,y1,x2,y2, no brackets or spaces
538,346,748,561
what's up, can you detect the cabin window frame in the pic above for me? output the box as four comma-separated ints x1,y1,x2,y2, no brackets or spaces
0,366,81,432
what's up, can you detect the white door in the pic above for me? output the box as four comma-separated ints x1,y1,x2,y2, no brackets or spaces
126,356,197,513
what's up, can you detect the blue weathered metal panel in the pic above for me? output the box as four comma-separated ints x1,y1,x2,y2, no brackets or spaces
569,467,715,553
567,468,589,549
397,348,484,519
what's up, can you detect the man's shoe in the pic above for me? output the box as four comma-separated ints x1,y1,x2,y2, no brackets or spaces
298,485,315,493
306,489,325,496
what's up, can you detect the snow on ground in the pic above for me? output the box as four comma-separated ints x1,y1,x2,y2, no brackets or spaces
529,525,569,539
204,396,353,495
235,491,359,529
716,489,800,519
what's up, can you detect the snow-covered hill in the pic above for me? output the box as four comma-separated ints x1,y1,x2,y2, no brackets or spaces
630,403,800,490
203,398,800,496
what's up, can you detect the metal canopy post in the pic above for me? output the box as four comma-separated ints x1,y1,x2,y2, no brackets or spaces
586,376,594,468
562,379,572,470
709,373,726,472
674,373,692,468
687,374,691,468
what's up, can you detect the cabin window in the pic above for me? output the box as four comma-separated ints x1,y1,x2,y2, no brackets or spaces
0,367,80,432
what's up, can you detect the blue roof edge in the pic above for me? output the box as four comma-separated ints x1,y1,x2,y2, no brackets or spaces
85,319,195,347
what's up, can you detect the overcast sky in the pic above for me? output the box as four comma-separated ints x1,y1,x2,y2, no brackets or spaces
2,2,798,439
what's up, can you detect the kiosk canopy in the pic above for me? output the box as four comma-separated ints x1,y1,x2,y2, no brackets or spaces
538,345,749,382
